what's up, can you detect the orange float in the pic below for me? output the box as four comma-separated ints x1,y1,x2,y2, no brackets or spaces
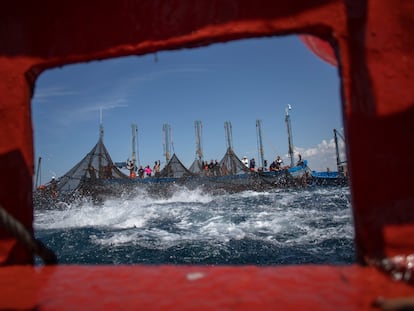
0,1,413,309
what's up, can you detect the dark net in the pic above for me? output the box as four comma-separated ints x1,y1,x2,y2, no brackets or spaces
159,154,195,178
219,147,249,175
47,138,128,194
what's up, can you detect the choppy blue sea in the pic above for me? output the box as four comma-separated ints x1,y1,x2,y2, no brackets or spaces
34,185,354,265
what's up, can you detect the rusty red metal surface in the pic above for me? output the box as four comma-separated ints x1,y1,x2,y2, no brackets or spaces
0,0,413,309
0,265,413,310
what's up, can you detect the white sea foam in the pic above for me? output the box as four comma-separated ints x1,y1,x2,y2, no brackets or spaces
34,186,353,252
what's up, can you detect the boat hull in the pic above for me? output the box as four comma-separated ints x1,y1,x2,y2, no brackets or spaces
311,171,349,186
33,165,315,209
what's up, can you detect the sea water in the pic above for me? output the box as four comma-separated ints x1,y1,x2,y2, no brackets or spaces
34,185,354,265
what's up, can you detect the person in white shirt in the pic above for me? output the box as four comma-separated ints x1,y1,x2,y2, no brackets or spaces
242,156,249,167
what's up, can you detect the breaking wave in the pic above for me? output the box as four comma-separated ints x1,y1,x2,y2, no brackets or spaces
34,185,354,265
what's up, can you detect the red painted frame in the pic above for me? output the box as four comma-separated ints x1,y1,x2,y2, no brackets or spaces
0,1,413,309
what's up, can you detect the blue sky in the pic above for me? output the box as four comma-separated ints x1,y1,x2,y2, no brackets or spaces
32,35,345,183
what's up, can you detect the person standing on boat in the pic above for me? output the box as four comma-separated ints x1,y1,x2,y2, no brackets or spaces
126,160,136,179
144,165,152,177
204,161,209,176
208,160,215,176
242,156,249,167
137,166,144,178
213,160,220,176
296,154,304,166
249,158,256,171
153,160,160,177
50,177,58,198
276,156,283,170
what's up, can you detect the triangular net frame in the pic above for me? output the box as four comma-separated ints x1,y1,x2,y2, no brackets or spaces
219,147,250,175
159,153,195,178
49,137,128,194
189,159,205,175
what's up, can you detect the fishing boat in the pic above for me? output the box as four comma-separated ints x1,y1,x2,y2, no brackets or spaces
311,170,348,186
33,113,314,207
1,1,413,310
58,146,308,206
311,129,349,186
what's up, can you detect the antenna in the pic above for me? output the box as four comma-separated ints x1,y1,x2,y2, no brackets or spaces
285,104,294,167
256,120,265,169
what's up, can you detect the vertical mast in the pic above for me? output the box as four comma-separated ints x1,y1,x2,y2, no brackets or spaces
194,120,203,161
98,108,103,174
256,119,265,169
131,124,138,166
224,121,233,150
99,107,104,140
163,123,172,163
35,156,42,188
285,104,294,167
333,128,346,174
333,128,341,172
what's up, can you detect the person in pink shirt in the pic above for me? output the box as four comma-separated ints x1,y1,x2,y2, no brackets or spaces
144,165,152,177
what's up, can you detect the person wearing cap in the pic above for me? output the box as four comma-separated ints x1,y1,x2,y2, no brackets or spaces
276,156,283,170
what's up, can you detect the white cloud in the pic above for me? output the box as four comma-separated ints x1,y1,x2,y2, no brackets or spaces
78,99,129,114
292,138,346,172
52,98,129,128
33,87,78,102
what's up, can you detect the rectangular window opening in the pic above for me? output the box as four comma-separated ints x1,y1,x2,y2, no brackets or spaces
32,35,353,266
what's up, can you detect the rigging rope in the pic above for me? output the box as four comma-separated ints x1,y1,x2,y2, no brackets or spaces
0,205,57,265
